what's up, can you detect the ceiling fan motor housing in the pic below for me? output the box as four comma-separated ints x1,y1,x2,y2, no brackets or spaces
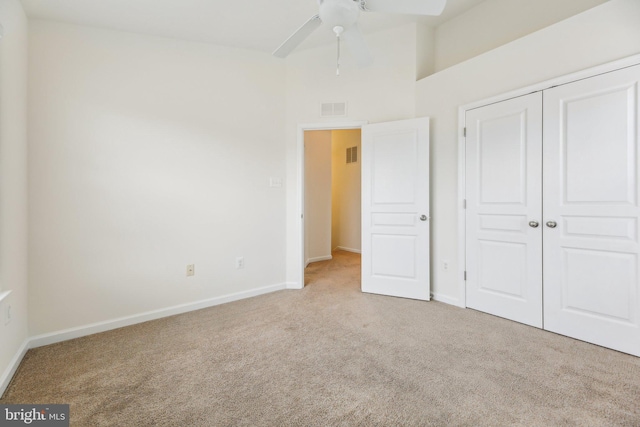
318,0,361,29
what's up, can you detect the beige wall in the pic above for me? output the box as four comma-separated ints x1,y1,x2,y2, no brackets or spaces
28,21,287,335
331,129,361,253
434,0,607,72
0,0,29,393
416,23,436,80
304,130,333,264
417,0,640,305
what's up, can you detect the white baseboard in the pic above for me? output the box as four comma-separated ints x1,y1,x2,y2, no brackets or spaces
334,246,361,254
285,282,303,290
0,339,29,398
29,283,287,349
306,255,332,265
431,292,465,308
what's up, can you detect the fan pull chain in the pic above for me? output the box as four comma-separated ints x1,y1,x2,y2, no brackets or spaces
333,26,344,77
336,34,341,76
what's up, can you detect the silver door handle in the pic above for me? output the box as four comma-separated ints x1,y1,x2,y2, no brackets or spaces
529,221,539,228
420,215,428,221
546,221,558,229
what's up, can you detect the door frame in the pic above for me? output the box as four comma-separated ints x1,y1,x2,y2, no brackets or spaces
294,121,368,290
457,53,640,309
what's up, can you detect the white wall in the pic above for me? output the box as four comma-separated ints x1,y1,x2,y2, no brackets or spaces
285,23,418,285
28,21,287,335
417,0,640,305
434,0,607,72
331,129,361,253
0,0,29,393
304,130,332,263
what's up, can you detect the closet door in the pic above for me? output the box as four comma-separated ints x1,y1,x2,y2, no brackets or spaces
543,64,640,356
465,92,543,327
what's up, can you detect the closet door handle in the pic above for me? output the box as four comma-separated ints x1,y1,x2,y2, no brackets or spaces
420,215,428,222
546,221,558,229
529,221,539,228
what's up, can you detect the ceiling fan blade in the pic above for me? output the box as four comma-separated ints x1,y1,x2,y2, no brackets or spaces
342,26,374,67
361,0,447,16
273,14,322,58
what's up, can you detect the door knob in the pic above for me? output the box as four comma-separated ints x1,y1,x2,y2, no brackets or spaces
420,215,428,221
546,221,558,229
528,221,539,228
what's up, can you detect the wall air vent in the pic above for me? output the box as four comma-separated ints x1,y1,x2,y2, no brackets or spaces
346,146,358,164
320,102,347,118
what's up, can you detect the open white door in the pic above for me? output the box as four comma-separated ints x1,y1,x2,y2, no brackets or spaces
361,117,430,300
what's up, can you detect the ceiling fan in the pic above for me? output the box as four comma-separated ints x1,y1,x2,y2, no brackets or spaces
273,0,447,71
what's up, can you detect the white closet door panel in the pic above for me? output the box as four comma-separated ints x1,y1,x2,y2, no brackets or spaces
465,92,543,327
543,64,640,356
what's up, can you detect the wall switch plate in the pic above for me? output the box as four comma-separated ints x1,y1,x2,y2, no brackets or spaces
236,257,244,270
186,264,195,277
269,177,283,188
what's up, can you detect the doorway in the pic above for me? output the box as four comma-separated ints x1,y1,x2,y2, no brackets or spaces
295,118,431,299
296,121,366,290
304,128,362,286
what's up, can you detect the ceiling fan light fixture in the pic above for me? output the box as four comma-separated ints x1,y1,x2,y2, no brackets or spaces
319,0,360,29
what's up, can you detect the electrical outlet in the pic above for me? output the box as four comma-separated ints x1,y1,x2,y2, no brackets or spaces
443,260,449,271
4,304,11,326
236,257,244,270
186,264,195,277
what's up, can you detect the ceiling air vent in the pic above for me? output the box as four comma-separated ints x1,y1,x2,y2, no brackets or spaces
320,102,347,118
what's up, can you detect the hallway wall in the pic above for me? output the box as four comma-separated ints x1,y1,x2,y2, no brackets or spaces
331,129,361,253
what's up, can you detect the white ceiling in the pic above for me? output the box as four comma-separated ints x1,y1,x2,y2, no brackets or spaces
19,0,487,54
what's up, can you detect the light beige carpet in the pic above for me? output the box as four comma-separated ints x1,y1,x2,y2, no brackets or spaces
2,250,640,426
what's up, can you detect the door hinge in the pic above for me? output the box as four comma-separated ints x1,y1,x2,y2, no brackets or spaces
464,271,467,281
463,199,467,209
463,127,467,137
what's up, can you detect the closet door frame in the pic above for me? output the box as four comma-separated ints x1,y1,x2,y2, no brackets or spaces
457,53,640,309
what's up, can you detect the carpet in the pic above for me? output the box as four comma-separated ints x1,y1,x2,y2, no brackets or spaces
2,250,639,426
